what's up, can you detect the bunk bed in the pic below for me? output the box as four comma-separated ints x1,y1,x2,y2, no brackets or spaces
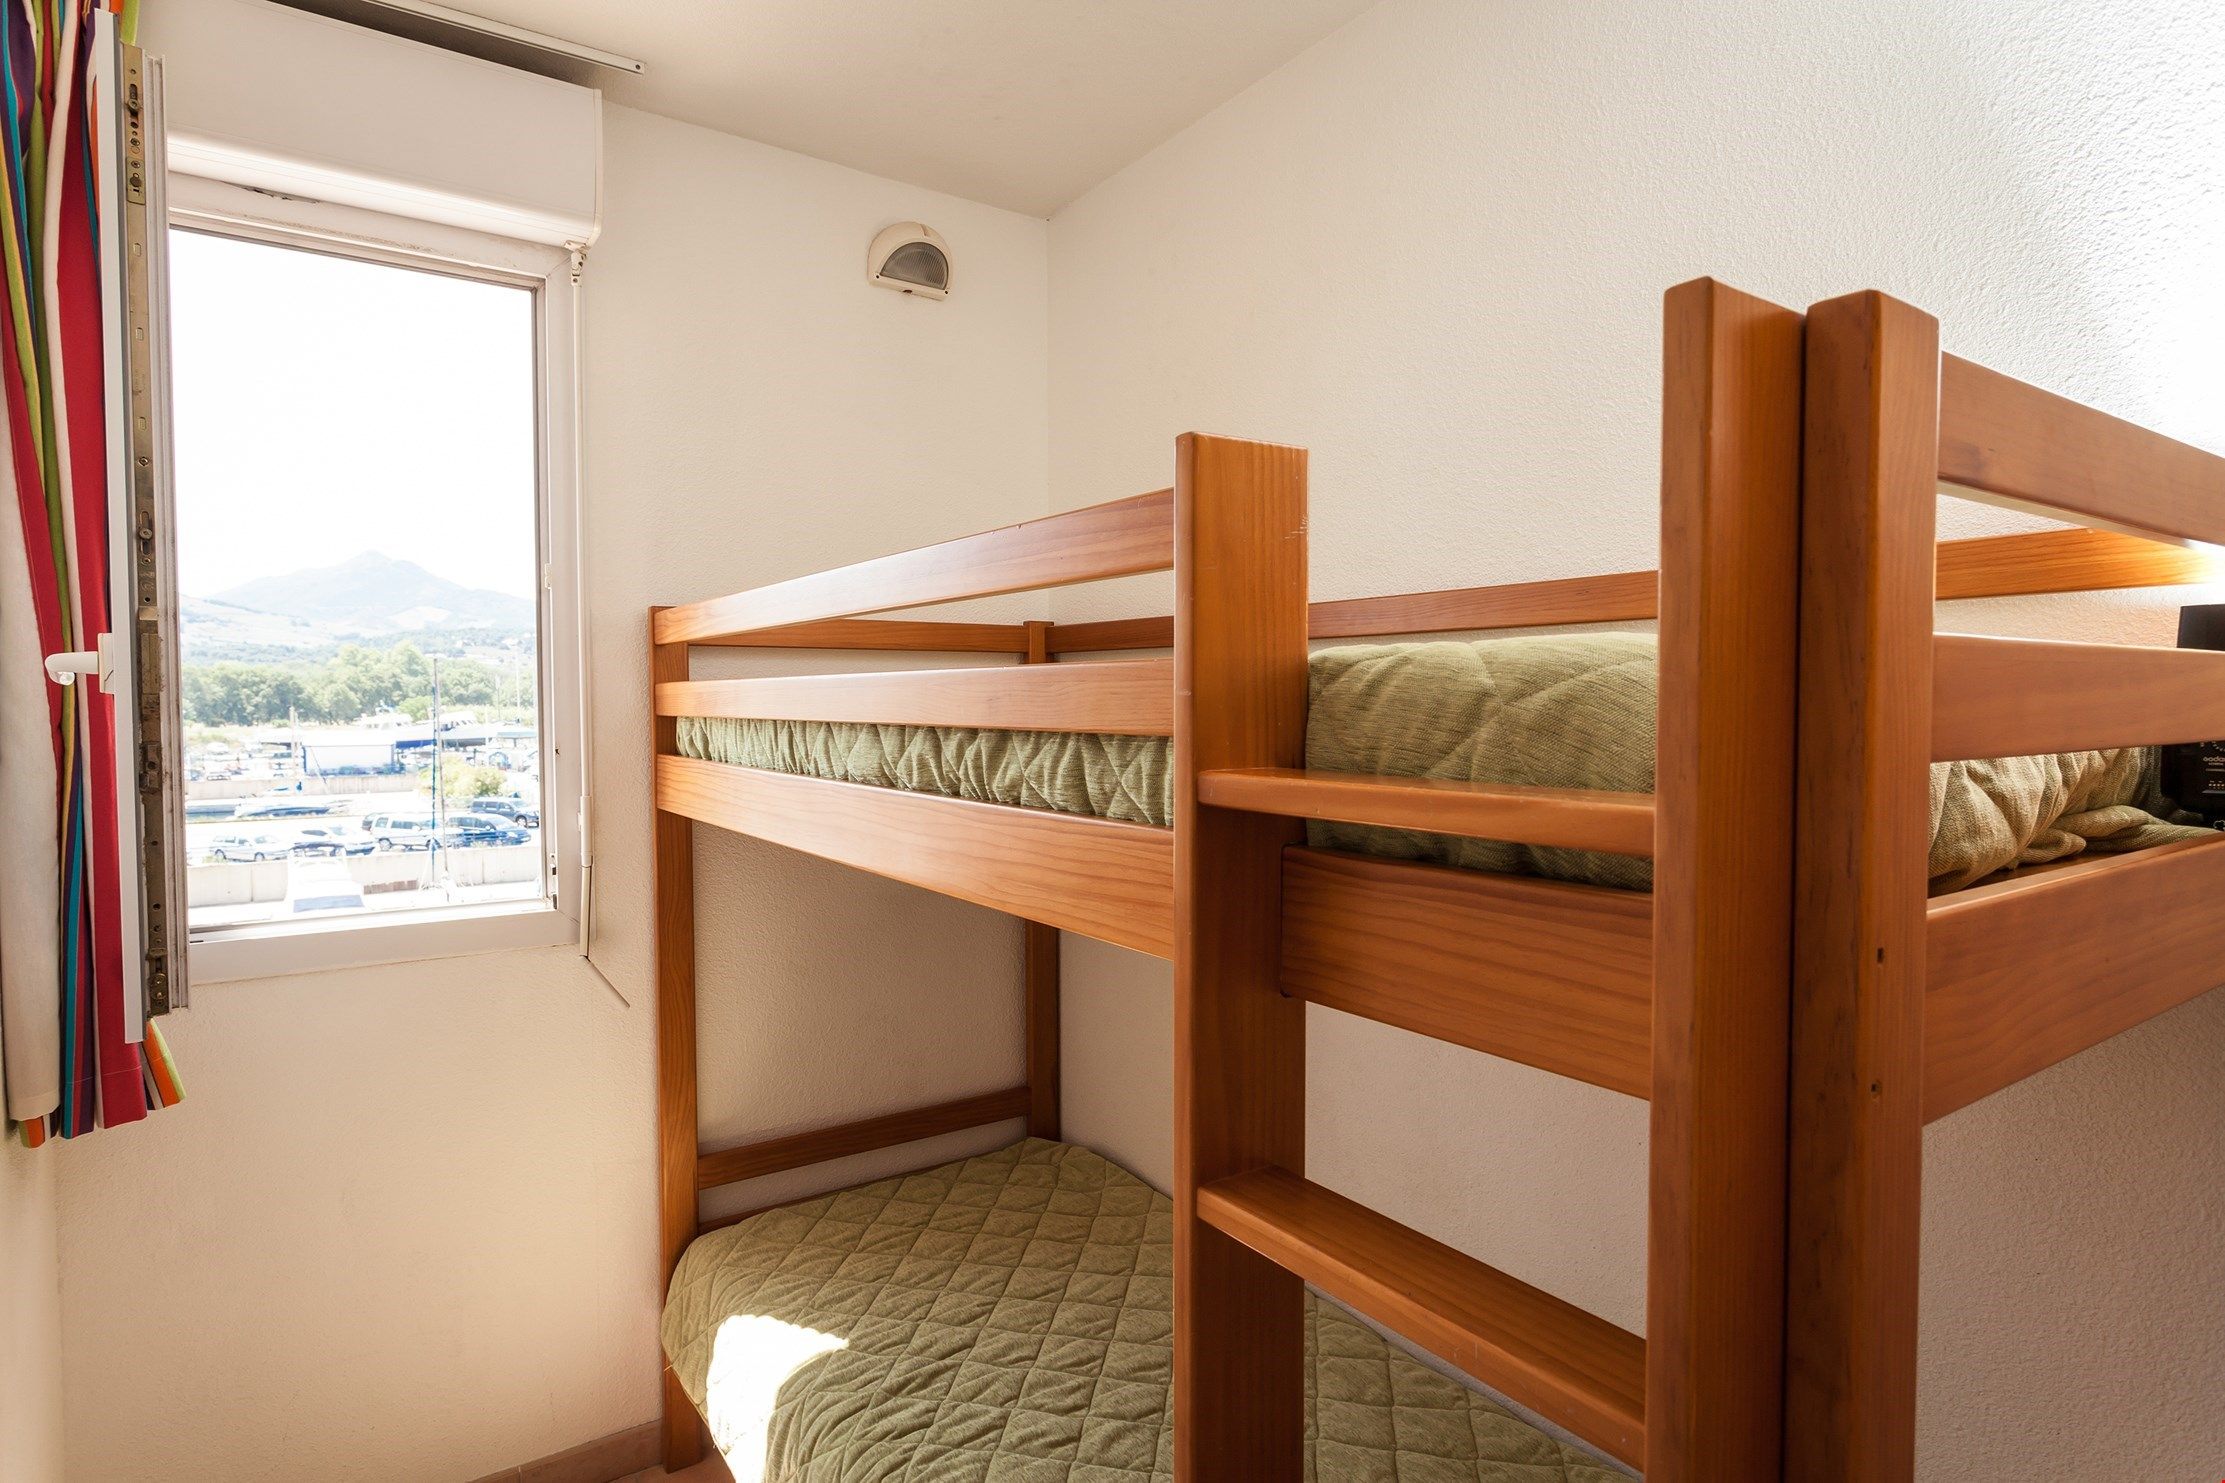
650,278,2225,1482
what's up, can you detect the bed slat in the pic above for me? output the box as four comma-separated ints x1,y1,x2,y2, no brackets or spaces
1280,849,1652,1098
696,1087,1032,1191
1196,1166,1647,1468
656,756,1175,956
1939,353,2225,547
655,489,1174,643
1925,836,2225,1120
1931,633,2225,760
656,659,1173,735
1201,768,1654,856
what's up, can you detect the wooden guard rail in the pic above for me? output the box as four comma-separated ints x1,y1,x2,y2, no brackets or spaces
656,659,1175,734
1931,634,2225,760
696,1086,1032,1191
654,488,1175,644
1046,526,2216,652
1939,354,2225,547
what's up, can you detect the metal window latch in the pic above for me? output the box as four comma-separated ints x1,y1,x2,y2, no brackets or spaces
44,632,122,693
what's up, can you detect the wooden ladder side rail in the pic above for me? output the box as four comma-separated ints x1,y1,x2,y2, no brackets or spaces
650,611,707,1473
1784,291,1942,1483
695,1087,1033,1190
655,660,1174,735
1171,434,1311,1478
655,488,1174,643
1645,277,1806,1482
1042,526,2209,653
1939,353,2225,547
656,756,1175,957
1022,620,1062,1142
1198,1167,1648,1468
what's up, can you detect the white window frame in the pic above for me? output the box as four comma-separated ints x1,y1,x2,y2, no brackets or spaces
171,174,588,983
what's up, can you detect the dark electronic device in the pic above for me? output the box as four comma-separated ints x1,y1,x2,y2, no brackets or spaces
2162,603,2225,822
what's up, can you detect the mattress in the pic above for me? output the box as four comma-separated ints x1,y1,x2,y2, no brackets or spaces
662,1139,1626,1482
677,633,2208,894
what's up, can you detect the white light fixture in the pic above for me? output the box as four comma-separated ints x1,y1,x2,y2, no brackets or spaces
339,0,644,74
868,222,951,299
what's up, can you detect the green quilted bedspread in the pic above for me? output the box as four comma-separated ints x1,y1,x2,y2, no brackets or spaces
662,1139,1627,1482
676,633,2206,893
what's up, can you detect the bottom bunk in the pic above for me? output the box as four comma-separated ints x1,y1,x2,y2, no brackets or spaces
662,1139,1626,1482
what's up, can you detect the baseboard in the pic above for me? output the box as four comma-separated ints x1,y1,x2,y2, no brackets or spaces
465,1420,661,1483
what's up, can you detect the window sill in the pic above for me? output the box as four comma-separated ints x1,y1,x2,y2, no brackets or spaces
189,900,578,985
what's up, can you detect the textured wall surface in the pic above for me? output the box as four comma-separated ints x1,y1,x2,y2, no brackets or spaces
0,1139,61,1482
1045,1,2225,1477
43,3,2225,1479
54,103,1050,1483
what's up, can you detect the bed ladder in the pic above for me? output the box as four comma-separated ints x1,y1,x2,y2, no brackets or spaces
1173,281,1804,1480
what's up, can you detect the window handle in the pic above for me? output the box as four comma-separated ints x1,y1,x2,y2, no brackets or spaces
44,633,120,692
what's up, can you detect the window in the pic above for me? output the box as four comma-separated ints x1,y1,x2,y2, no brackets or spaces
166,196,584,980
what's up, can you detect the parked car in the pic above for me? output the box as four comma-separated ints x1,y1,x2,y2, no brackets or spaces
207,832,288,863
442,813,530,849
236,797,337,819
291,828,373,858
470,797,539,829
368,815,439,851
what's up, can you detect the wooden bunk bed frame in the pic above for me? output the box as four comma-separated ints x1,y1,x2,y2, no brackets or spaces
649,278,2225,1481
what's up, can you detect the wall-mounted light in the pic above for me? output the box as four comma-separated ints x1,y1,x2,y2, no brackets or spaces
868,222,950,300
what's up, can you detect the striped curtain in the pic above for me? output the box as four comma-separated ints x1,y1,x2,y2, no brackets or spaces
0,0,179,1147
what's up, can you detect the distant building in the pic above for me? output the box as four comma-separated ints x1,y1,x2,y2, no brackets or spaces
245,722,538,776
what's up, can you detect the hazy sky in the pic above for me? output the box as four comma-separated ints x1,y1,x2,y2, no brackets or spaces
168,229,540,600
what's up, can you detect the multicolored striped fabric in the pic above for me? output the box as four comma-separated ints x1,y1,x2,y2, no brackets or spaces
0,0,177,1148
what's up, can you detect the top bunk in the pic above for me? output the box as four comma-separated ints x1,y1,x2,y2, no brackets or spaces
650,286,2225,1129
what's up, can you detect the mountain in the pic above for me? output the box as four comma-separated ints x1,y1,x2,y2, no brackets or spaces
182,553,535,664
207,552,535,635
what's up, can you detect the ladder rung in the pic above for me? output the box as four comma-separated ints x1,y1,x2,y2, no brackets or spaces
1196,1166,1646,1467
1196,768,1654,857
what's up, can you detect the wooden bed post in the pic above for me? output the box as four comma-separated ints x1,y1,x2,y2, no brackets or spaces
1785,292,1940,1482
651,609,706,1473
1172,433,1309,1479
1648,277,1805,1482
1022,619,1062,1141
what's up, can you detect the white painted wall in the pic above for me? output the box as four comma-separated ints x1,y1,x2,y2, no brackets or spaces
43,4,2225,1479
52,103,1049,1483
1046,1,2225,1477
0,1141,62,1482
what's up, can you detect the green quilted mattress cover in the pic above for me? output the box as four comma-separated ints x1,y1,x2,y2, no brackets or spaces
662,1138,1627,1482
676,633,2206,894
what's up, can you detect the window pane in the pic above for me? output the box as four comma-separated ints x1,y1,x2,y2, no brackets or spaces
169,230,545,932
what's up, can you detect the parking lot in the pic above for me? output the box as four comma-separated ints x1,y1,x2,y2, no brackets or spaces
184,785,545,927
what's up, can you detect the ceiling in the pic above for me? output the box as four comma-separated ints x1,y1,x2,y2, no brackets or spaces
289,1,1376,216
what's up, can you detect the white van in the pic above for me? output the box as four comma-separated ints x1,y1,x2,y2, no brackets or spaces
364,813,438,851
